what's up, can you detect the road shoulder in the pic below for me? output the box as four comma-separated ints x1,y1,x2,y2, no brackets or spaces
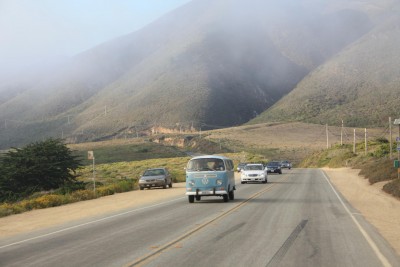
324,167,400,255
0,183,186,239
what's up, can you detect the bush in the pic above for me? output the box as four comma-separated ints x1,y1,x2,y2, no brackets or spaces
31,194,65,209
383,179,400,198
0,203,14,217
96,186,115,197
70,190,96,201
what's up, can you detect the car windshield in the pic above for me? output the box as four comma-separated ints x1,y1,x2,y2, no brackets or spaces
267,162,280,166
187,158,225,171
143,169,165,176
244,165,263,170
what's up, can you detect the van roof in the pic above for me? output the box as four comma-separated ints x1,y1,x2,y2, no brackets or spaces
190,155,231,160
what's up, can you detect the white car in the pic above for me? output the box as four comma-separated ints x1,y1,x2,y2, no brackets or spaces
240,163,268,184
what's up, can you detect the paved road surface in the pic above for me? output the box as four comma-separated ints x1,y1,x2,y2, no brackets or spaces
1,169,399,266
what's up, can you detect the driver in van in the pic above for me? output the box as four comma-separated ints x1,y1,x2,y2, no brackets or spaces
213,160,225,171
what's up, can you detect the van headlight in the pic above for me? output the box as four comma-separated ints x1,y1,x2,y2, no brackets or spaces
216,179,223,185
188,180,195,186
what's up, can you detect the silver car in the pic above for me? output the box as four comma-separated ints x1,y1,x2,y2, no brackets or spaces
139,168,172,190
280,160,292,169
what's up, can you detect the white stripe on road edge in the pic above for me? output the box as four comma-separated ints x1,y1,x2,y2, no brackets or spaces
321,170,392,267
0,196,186,250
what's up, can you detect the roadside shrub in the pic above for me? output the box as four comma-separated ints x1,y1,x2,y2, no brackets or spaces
70,190,96,201
358,158,397,184
30,194,65,209
383,179,400,198
373,143,390,158
0,203,14,217
55,182,86,195
113,180,135,193
96,186,115,197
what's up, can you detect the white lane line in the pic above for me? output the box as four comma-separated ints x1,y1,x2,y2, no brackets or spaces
321,170,392,267
0,196,186,250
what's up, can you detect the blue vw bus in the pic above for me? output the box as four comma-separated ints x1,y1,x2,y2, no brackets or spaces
185,155,236,203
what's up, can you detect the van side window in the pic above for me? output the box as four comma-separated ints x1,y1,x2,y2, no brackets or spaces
226,160,234,171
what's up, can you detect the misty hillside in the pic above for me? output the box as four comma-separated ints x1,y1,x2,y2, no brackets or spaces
252,4,400,127
0,0,396,148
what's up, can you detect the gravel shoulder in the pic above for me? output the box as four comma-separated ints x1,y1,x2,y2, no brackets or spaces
1,168,400,256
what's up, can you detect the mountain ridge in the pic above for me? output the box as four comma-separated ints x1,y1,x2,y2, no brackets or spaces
0,0,397,148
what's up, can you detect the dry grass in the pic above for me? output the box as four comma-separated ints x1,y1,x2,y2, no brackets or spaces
203,122,386,165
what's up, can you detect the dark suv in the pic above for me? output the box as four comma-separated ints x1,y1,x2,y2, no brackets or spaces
266,161,282,174
237,163,247,172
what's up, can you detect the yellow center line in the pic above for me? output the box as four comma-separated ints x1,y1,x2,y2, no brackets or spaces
126,176,289,267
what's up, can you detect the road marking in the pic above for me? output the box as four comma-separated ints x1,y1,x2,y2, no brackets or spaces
125,178,289,267
0,197,186,250
321,170,392,267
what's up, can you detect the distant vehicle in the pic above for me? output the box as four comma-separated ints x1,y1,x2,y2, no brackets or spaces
237,163,247,172
139,168,172,190
280,160,292,169
241,163,268,184
266,161,282,174
185,155,236,203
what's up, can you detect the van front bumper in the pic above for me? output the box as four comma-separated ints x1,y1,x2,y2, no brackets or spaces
186,189,227,196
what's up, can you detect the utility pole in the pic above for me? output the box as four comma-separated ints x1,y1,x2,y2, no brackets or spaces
365,128,368,155
326,124,329,149
88,151,96,193
390,117,393,159
353,129,356,154
341,120,344,146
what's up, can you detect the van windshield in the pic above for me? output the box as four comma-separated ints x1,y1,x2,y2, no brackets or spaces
187,158,225,171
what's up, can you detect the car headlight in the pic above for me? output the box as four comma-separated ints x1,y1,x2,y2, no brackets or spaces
216,179,223,185
139,179,145,183
188,180,195,186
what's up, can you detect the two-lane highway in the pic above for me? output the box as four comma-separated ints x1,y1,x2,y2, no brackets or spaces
1,169,399,266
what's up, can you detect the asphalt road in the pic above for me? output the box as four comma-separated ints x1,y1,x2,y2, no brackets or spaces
1,169,399,267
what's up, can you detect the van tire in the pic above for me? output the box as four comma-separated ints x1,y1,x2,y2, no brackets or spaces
188,195,194,203
196,195,201,201
229,190,234,200
223,194,229,202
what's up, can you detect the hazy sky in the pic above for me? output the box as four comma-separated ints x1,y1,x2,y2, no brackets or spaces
0,0,191,74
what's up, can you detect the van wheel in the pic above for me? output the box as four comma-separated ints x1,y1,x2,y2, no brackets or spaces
223,194,229,202
229,190,234,200
139,186,144,190
169,181,172,188
188,195,194,203
196,195,201,201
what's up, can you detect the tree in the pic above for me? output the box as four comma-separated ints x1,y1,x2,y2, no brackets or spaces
0,138,82,201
